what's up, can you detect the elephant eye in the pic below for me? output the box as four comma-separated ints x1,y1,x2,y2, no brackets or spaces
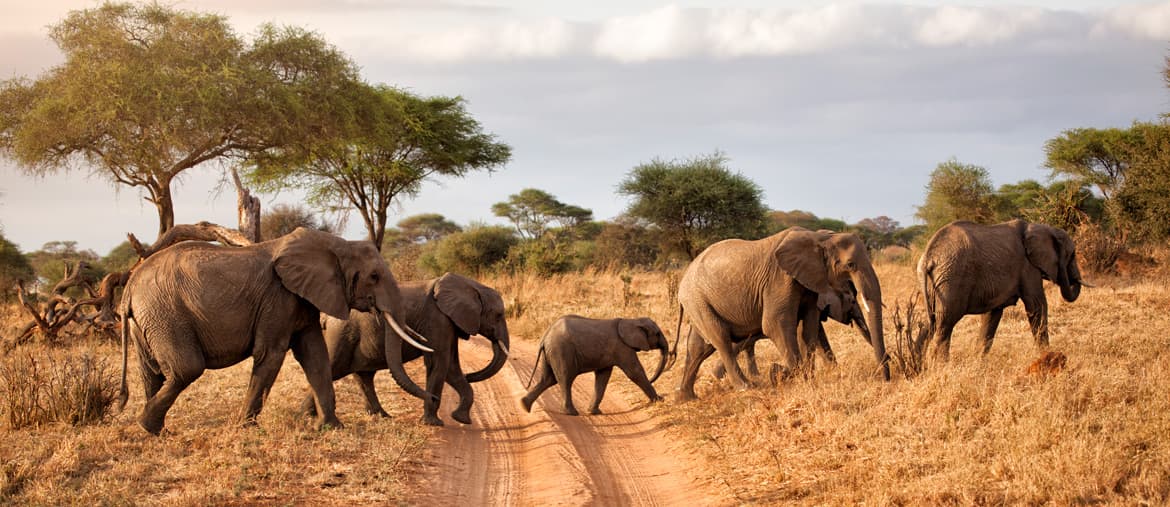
370,272,380,282
846,261,857,271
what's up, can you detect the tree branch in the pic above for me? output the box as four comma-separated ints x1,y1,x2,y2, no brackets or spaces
128,221,255,259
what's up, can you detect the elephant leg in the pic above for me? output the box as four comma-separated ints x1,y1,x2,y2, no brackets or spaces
420,353,446,426
690,304,749,390
931,315,960,362
763,311,802,379
556,366,579,416
816,325,837,366
521,362,556,413
1021,286,1050,349
712,338,747,380
618,354,662,405
980,309,1005,355
288,328,341,430
589,367,613,415
303,332,357,418
798,307,820,376
352,371,389,417
446,349,474,425
678,327,715,401
140,354,204,436
140,364,164,402
744,336,762,377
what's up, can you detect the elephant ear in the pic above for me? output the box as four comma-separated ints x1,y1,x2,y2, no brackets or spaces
434,273,482,335
618,319,653,351
1024,224,1061,282
273,228,350,320
775,230,832,293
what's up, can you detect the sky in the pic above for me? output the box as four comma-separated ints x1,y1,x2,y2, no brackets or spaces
2,0,1169,254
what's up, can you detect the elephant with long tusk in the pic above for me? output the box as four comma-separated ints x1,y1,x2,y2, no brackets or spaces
310,273,510,426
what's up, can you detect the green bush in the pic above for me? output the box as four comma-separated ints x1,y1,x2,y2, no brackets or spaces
419,225,518,276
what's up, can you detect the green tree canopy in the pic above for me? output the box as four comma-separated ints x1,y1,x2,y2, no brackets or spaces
0,3,359,237
1115,122,1170,241
397,213,462,244
915,158,997,234
100,241,139,273
26,241,103,295
1043,127,1140,200
767,210,847,233
491,188,593,239
250,84,511,251
618,152,768,259
0,231,34,300
419,224,517,276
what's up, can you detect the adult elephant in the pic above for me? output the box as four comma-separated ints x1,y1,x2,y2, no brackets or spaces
312,272,510,426
116,227,432,435
676,227,888,400
918,219,1086,360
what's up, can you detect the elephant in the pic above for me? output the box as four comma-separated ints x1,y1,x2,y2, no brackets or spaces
116,227,432,435
711,287,871,379
676,227,889,401
520,316,669,416
917,219,1087,361
308,272,510,426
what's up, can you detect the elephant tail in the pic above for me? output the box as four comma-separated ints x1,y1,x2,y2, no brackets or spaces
115,304,131,413
668,303,684,370
525,333,549,389
919,258,938,330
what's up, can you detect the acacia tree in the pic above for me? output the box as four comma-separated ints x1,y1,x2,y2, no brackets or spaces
0,3,358,238
492,188,593,239
251,84,511,251
1043,127,1140,200
915,158,997,234
396,213,462,244
618,152,767,259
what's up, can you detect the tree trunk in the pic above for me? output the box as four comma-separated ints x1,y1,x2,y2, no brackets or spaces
153,183,175,239
232,167,261,243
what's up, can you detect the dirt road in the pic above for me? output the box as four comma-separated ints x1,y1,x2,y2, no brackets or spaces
406,338,725,506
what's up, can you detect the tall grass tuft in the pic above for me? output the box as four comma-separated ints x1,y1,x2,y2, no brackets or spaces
0,348,118,429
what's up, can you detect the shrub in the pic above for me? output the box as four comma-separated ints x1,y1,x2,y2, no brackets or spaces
419,225,518,276
890,297,929,379
1073,221,1126,275
0,348,119,429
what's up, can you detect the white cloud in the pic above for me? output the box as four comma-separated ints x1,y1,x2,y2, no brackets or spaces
353,1,1170,63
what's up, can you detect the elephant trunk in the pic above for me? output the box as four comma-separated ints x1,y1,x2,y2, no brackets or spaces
466,325,510,383
380,311,433,401
648,339,669,383
853,268,890,381
1060,254,1083,302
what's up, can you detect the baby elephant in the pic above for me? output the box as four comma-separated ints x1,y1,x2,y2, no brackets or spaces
521,315,670,416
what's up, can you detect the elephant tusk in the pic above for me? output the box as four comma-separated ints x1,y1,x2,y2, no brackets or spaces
383,311,435,353
859,296,871,315
1080,279,1096,288
497,341,510,357
405,324,430,344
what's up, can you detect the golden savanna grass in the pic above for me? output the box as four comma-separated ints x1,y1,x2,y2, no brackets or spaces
2,258,1169,504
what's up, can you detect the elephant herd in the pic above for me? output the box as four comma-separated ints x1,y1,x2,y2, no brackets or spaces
114,218,1086,434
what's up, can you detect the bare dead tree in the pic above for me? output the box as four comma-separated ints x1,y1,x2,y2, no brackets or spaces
232,167,262,243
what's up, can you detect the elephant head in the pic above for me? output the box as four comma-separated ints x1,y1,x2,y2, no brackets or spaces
1024,223,1084,303
273,227,431,353
433,273,511,382
618,317,670,383
775,228,889,380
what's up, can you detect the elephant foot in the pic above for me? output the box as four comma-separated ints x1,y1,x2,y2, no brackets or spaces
588,406,602,415
317,417,344,431
520,397,534,413
138,417,164,436
648,394,664,403
674,390,698,402
421,414,445,427
451,408,472,425
564,406,579,416
712,366,726,379
300,399,318,418
372,410,390,418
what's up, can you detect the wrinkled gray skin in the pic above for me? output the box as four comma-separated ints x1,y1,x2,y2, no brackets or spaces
918,219,1085,361
117,228,429,435
310,273,510,426
712,287,871,379
677,227,889,401
521,316,669,416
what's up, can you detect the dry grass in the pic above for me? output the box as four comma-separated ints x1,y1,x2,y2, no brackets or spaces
1,258,1168,504
485,262,1170,505
0,347,119,429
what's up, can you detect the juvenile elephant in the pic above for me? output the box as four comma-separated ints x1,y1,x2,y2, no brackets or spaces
712,287,871,379
310,273,510,426
918,219,1087,360
117,228,432,435
677,227,888,400
521,316,669,416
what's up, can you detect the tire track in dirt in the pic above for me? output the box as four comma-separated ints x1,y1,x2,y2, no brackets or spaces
408,337,724,506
